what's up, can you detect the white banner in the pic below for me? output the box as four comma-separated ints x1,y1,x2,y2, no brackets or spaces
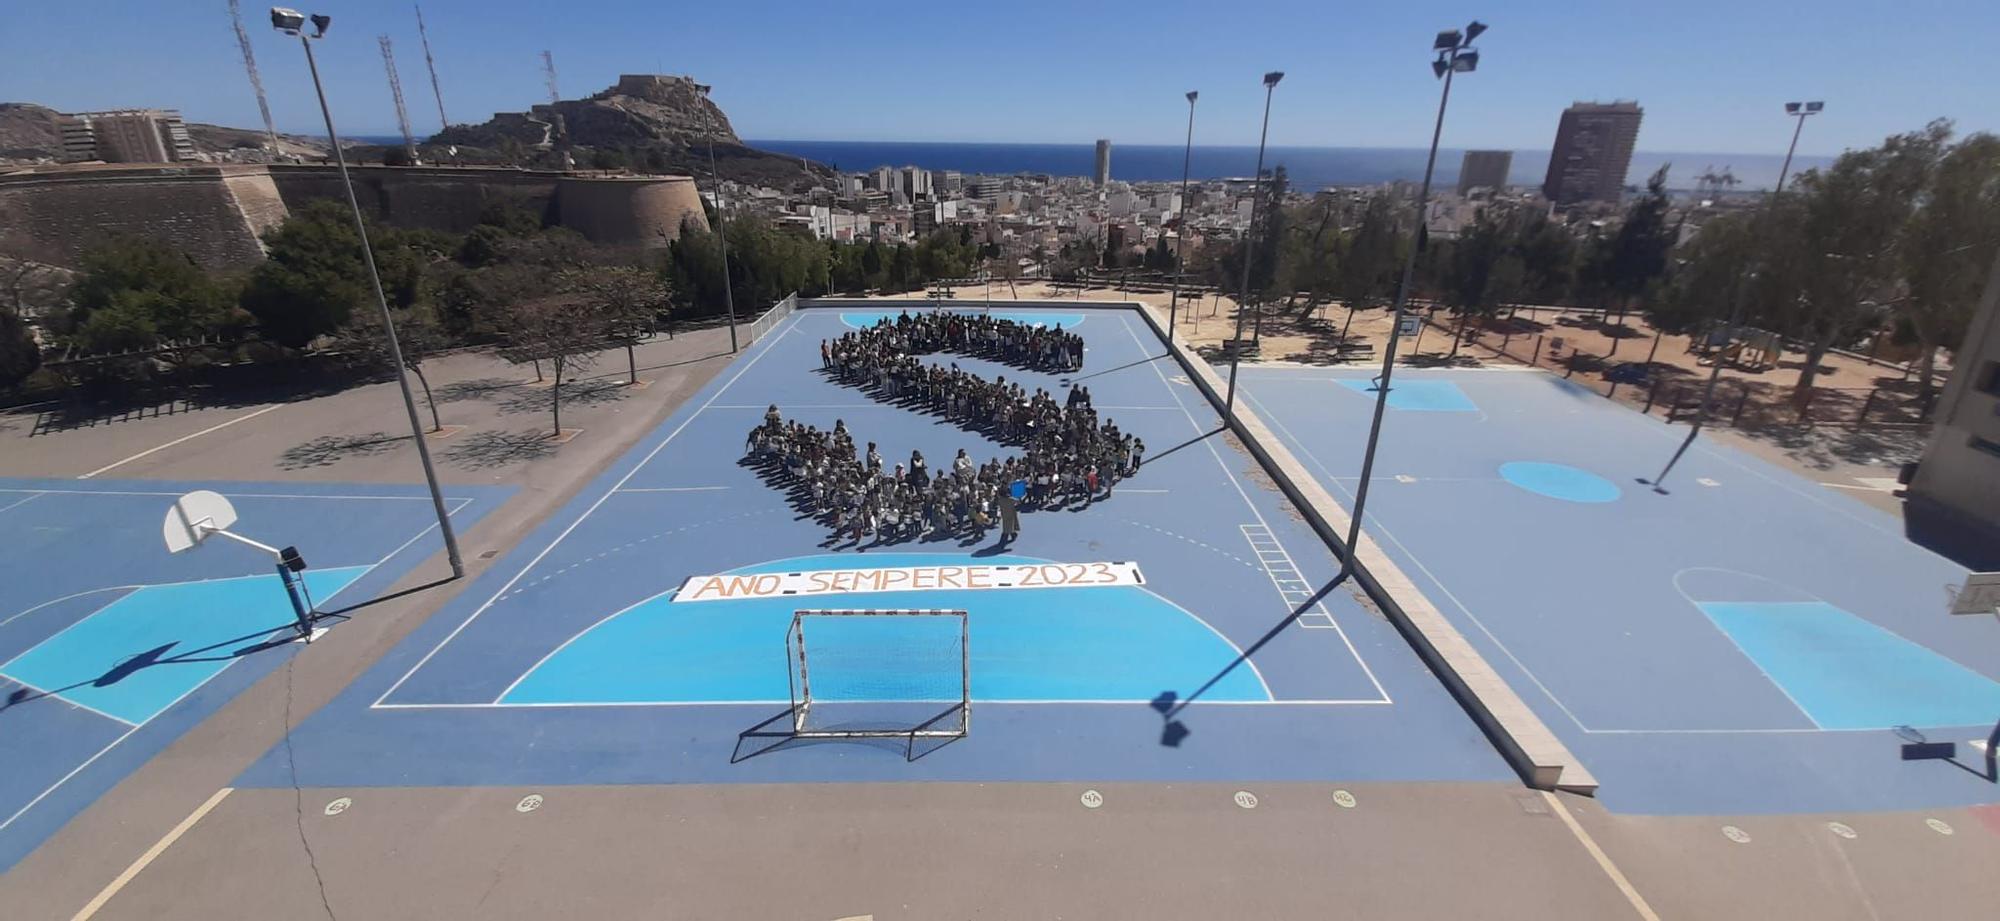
674,561,1146,603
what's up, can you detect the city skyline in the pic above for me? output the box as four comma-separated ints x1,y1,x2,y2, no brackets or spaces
2,0,1992,159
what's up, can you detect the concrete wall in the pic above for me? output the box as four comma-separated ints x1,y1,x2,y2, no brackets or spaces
1908,251,2000,568
0,163,709,271
0,165,276,270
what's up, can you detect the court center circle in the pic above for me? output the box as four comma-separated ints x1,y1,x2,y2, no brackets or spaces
1499,462,1622,504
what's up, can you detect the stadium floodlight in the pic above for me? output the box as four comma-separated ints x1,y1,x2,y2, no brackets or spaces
1168,90,1200,338
271,8,464,578
694,83,740,354
1224,69,1286,416
1340,20,1489,583
1775,99,1825,195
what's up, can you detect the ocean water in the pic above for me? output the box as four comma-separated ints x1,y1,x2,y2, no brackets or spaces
747,139,1833,193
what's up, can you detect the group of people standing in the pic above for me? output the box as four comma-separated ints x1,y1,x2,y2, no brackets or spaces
743,311,1146,548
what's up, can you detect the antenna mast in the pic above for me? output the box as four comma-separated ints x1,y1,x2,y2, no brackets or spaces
379,35,419,164
541,50,560,104
415,4,450,132
227,0,281,156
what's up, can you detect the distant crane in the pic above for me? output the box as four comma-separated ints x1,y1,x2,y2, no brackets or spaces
541,50,560,104
226,0,281,156
414,4,450,132
1693,165,1740,204
379,35,419,164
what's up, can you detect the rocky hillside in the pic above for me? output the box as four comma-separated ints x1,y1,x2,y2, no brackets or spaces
429,75,832,190
0,102,327,164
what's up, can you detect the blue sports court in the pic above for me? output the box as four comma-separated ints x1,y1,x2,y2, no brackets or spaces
1239,365,2000,814
234,304,1513,794
0,479,506,871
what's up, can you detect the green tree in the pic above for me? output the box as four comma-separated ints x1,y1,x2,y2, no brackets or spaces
335,303,450,431
64,237,243,355
1896,124,2000,395
555,262,672,382
0,308,38,388
1333,196,1401,337
501,295,610,437
1593,164,1675,356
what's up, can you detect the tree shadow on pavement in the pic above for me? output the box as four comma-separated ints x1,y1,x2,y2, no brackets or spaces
277,431,408,470
495,379,633,415
434,377,526,404
442,429,562,469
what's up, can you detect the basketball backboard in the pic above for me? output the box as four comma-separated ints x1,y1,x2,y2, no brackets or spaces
163,490,238,554
1948,572,2000,616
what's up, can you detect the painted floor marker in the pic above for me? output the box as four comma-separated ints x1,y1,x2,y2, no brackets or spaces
324,796,352,817
1722,825,1751,844
1240,524,1337,629
1927,818,1954,835
1080,789,1104,809
1827,821,1857,839
1332,790,1357,809
516,794,544,813
1233,790,1259,809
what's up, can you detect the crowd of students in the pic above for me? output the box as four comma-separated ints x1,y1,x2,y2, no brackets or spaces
743,312,1145,546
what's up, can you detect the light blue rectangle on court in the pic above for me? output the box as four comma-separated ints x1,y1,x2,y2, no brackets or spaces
1700,601,2000,730
0,567,367,725
1335,379,1477,412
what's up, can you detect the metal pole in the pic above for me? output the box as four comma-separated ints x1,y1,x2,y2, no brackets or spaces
706,137,739,353
1168,92,1197,339
1643,274,1750,493
1225,79,1278,419
1339,61,1455,581
1774,113,1805,196
300,37,463,578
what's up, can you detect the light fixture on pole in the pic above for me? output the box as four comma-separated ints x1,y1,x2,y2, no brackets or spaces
1223,72,1282,419
270,7,464,579
695,84,740,354
1338,22,1484,583
1167,90,1198,339
1774,100,1823,195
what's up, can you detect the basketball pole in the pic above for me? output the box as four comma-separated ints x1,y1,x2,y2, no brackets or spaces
1641,270,1753,493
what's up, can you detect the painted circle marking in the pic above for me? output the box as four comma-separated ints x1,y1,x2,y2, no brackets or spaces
1233,791,1259,809
1827,821,1857,839
1926,818,1954,836
1332,790,1357,809
1721,825,1751,844
323,797,352,817
516,794,544,813
1080,789,1103,809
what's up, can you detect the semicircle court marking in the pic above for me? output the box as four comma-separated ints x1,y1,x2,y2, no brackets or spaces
497,552,1272,706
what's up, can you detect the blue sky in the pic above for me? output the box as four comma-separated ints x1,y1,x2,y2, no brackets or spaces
2,0,1991,155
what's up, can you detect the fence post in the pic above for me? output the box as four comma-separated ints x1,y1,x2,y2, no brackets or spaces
1854,387,1878,432
1732,386,1750,426
1643,376,1660,413
1530,335,1544,367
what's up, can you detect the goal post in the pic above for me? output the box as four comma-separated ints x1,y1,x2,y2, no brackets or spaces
787,609,969,739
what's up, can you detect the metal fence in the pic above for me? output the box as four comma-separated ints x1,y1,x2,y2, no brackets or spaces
745,291,799,346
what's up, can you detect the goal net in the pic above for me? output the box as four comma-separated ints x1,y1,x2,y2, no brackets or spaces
788,609,969,739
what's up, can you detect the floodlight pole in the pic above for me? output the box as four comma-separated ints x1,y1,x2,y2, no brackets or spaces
1224,73,1282,419
696,87,740,354
292,27,464,578
1774,102,1821,196
1167,90,1198,339
1339,24,1480,583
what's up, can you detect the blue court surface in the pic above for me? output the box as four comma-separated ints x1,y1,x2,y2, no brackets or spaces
1240,366,2000,815
236,305,1513,794
0,478,507,872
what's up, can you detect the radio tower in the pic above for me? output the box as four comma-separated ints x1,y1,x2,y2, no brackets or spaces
414,4,450,132
379,35,419,164
227,0,281,156
541,50,560,104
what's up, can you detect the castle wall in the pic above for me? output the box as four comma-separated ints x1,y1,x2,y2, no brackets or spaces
0,165,273,270
554,175,708,247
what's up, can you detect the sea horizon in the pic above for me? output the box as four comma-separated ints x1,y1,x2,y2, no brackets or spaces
748,138,1835,193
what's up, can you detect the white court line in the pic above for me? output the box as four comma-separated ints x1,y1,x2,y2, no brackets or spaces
0,586,144,630
374,697,1392,709
1120,315,1391,704
71,787,234,921
0,502,465,838
0,676,140,727
1242,386,1850,737
77,404,284,479
372,309,803,708
0,487,472,501
0,491,47,514
616,486,731,493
